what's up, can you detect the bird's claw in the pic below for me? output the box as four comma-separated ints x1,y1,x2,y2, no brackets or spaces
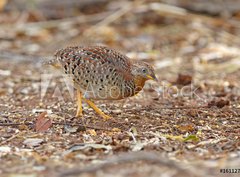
100,113,111,120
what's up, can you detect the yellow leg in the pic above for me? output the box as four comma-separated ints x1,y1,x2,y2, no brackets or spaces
83,98,111,120
75,89,83,117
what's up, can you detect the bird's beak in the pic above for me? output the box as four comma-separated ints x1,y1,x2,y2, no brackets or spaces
146,74,158,82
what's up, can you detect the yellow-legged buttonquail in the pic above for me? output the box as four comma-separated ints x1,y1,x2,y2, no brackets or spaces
48,46,158,120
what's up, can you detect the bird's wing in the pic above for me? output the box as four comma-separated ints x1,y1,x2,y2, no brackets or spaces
55,46,133,81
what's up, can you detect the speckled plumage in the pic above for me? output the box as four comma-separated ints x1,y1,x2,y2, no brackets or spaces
49,45,157,119
54,46,157,100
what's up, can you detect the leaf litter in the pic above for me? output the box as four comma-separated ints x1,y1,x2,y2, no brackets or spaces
35,111,52,133
0,0,240,177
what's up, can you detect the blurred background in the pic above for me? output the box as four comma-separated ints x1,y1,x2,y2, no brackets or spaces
1,0,240,83
0,1,240,177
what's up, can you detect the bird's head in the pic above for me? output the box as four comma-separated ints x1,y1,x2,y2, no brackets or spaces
132,61,158,84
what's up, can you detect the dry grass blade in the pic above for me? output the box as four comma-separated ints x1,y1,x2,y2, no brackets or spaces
0,131,23,145
95,1,144,27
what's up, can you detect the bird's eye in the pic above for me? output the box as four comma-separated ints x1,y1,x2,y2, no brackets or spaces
142,68,147,73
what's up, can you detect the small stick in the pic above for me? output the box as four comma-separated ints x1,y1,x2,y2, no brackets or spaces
59,151,201,177
0,122,111,131
94,1,142,27
0,131,23,145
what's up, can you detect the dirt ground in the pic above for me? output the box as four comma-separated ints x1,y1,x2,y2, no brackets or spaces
0,1,240,177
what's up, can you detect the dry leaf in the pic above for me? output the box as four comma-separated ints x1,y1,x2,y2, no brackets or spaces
208,98,230,108
112,128,121,132
0,146,11,153
177,124,195,133
35,112,52,132
165,134,184,141
64,125,80,133
86,129,97,136
183,135,199,142
23,138,44,147
176,73,192,85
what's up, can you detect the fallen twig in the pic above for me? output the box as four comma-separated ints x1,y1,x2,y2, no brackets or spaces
15,11,112,29
0,131,23,145
94,0,144,27
0,122,111,131
59,151,201,177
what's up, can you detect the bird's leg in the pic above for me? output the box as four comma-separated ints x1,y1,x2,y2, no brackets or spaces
75,89,83,117
82,98,111,120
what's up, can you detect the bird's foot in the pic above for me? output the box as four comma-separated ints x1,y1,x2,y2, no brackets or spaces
83,98,111,121
75,111,83,118
99,113,111,120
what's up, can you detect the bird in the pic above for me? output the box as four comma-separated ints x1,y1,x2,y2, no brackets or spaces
47,46,158,120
